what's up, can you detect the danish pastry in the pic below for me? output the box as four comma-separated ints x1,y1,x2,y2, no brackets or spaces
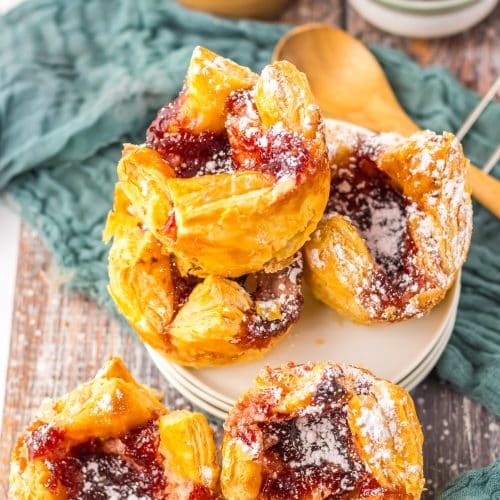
104,155,303,367
9,357,219,499
221,362,424,499
304,122,472,323
134,46,329,277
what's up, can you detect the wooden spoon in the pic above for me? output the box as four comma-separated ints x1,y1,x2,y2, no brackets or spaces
273,24,500,217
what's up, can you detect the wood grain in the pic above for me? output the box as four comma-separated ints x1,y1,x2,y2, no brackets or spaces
2,2,499,498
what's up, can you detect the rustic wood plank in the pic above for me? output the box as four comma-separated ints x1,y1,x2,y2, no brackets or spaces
412,377,499,497
281,0,344,26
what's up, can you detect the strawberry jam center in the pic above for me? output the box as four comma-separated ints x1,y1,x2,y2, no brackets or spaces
146,89,310,181
26,421,166,499
327,156,426,312
225,90,310,181
146,101,232,178
226,365,386,499
259,370,381,498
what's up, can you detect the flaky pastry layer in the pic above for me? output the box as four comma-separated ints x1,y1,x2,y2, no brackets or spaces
9,357,219,499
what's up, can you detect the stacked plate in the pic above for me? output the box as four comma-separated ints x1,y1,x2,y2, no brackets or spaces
147,279,460,420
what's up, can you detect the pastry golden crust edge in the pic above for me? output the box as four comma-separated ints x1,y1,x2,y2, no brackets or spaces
221,362,424,500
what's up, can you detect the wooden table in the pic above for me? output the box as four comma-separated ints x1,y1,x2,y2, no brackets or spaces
1,1,499,498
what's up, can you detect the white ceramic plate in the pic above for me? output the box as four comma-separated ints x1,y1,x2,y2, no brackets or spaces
402,302,457,391
148,279,459,412
164,280,459,406
148,286,458,418
192,300,452,403
155,356,234,412
173,283,458,400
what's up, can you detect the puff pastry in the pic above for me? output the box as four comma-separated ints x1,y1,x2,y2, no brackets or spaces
134,46,330,277
9,357,219,499
221,362,424,499
304,122,472,323
104,161,303,367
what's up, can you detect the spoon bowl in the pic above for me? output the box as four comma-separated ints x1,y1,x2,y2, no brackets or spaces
273,24,500,217
273,24,418,135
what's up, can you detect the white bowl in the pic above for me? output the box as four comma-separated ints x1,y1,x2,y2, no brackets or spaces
348,0,497,38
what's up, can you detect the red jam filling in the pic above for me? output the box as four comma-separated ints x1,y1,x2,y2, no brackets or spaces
165,254,303,348
146,95,232,179
225,90,310,181
229,367,386,499
189,484,215,499
260,410,366,498
25,423,65,459
237,255,303,349
168,257,202,309
26,421,166,499
146,89,310,181
327,156,426,311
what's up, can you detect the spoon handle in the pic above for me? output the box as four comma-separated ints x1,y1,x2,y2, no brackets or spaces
468,164,500,218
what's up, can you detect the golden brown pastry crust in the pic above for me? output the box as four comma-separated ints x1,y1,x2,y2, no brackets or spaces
139,46,330,278
9,358,219,499
104,154,303,367
221,362,424,500
304,122,472,324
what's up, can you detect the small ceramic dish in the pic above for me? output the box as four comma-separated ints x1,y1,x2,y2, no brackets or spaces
348,0,497,38
375,0,477,13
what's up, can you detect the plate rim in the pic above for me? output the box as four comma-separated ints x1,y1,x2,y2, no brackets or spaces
149,300,458,417
161,276,460,407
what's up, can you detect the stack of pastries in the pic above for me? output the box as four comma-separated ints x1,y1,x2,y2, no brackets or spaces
103,46,472,367
8,46,473,498
103,46,330,368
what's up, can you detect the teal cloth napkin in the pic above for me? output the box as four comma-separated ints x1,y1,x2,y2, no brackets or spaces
1,0,499,494
439,459,500,499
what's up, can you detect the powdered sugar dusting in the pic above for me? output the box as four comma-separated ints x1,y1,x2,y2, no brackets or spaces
241,254,303,347
79,455,151,499
309,248,325,268
225,362,423,498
